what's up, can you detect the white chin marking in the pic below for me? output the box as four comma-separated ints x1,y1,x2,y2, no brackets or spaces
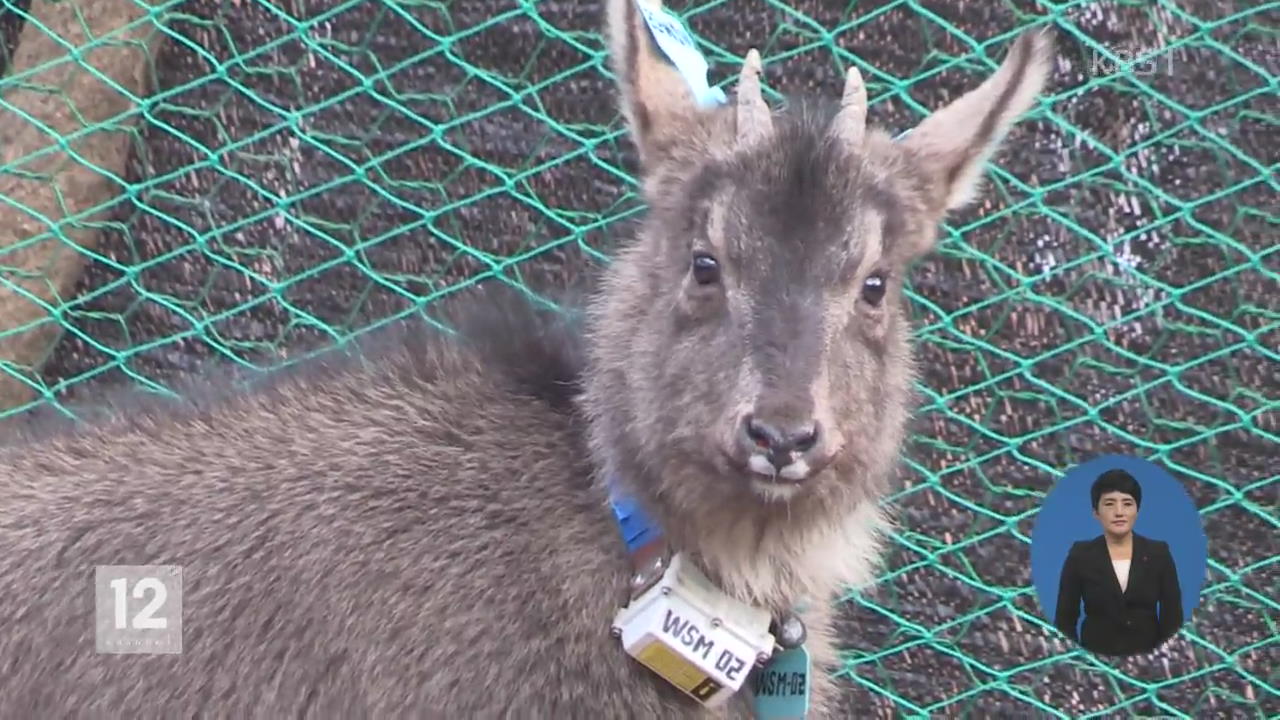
780,458,810,481
748,454,777,477
752,480,802,502
747,454,811,482
747,453,809,502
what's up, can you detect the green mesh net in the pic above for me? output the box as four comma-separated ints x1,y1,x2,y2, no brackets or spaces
0,0,1275,716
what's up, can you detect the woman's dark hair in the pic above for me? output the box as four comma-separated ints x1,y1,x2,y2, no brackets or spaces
1091,468,1142,510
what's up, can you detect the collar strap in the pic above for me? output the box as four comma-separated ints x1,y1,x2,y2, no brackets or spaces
607,475,670,596
607,475,809,651
608,481,663,554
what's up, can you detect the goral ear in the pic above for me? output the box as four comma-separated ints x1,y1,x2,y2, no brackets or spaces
900,28,1055,217
604,0,712,170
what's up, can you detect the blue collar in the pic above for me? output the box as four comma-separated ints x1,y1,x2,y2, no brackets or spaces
606,476,664,556
606,474,812,631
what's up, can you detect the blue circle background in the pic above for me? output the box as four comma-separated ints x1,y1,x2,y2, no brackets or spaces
1030,454,1208,631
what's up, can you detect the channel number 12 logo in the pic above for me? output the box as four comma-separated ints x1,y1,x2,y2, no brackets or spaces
95,565,183,654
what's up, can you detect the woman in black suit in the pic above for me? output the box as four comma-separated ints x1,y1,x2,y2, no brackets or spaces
1053,468,1183,656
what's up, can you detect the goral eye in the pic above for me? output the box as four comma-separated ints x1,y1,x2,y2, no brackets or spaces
861,272,887,305
691,252,721,285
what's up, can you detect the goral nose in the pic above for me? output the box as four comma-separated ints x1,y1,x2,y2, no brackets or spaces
740,414,820,471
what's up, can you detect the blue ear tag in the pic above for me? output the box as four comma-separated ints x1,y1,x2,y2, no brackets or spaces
634,1,728,108
752,645,811,720
894,128,913,142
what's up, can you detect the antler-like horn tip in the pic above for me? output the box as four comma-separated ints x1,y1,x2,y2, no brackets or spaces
833,62,869,148
736,47,773,144
843,65,866,101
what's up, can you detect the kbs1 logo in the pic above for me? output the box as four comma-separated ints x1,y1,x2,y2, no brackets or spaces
1088,43,1174,77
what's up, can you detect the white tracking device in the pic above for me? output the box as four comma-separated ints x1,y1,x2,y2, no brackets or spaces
611,553,776,707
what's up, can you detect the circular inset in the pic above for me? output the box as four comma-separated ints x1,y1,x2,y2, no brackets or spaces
1030,454,1207,658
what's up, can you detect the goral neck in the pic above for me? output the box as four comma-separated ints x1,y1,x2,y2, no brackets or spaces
608,474,883,615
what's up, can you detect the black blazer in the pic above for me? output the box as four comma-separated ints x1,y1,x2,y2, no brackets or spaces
1053,533,1183,656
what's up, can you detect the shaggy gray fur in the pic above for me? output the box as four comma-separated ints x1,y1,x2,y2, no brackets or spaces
0,1,1052,715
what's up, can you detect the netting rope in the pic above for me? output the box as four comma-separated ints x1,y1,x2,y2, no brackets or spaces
1,0,1275,716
